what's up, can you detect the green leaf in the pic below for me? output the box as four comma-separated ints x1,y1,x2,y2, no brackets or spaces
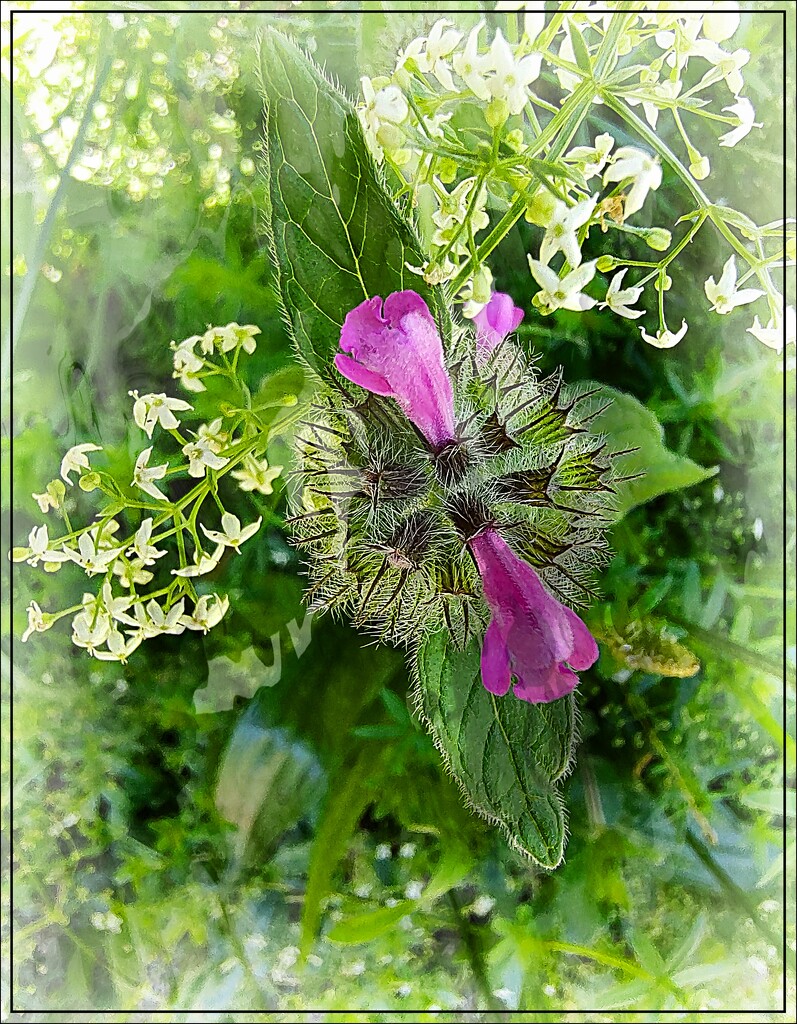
327,902,412,944
258,28,450,382
589,385,716,516
414,630,575,869
568,22,592,75
215,717,324,861
300,747,383,956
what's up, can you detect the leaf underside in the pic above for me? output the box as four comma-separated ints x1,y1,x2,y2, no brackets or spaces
415,629,576,869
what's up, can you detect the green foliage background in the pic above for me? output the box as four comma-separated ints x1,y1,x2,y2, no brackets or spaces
3,2,794,1018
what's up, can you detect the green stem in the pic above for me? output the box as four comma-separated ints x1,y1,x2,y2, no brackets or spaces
600,91,754,267
446,890,502,1012
449,81,597,293
684,830,781,948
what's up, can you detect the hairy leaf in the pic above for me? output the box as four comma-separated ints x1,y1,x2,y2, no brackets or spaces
414,630,575,868
591,385,716,516
258,28,450,382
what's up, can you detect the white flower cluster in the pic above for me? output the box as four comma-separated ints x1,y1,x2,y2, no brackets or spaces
360,5,791,356
170,321,260,393
14,323,284,661
526,138,668,323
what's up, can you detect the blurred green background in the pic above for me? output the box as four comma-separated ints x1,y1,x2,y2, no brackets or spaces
3,2,794,1017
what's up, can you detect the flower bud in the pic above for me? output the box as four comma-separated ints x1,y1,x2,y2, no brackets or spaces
524,189,556,227
655,273,672,292
689,155,710,180
376,122,404,151
644,228,672,252
485,98,510,129
596,255,619,272
470,266,494,306
437,158,458,184
505,129,526,153
47,480,66,503
79,472,101,492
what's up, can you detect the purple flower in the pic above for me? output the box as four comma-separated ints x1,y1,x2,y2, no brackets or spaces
334,291,456,447
469,529,598,703
473,292,524,361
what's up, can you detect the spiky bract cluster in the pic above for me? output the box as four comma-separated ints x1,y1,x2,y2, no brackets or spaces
289,326,618,649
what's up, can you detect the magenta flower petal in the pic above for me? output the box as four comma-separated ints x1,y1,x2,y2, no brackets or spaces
481,619,513,695
473,292,524,361
333,353,392,395
514,664,579,704
562,606,600,671
469,529,598,704
336,290,456,447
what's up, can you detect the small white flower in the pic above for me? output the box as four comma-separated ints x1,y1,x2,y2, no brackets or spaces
132,447,169,502
60,443,102,485
639,319,688,349
199,324,235,354
99,582,133,621
89,518,122,551
116,598,186,637
172,544,224,578
32,491,57,514
432,177,489,234
64,533,122,575
180,594,230,633
127,518,167,565
129,391,192,439
22,601,54,641
399,842,416,859
230,323,260,354
182,438,229,479
32,480,66,513
719,97,761,148
93,628,144,663
72,609,112,654
489,29,541,114
375,843,392,860
200,512,262,552
704,256,764,315
231,456,282,495
692,41,750,94
528,257,597,313
171,340,206,393
539,195,597,269
555,28,580,94
359,77,409,159
565,132,614,180
603,147,662,218
24,525,70,567
600,269,645,319
747,305,796,352
452,22,491,101
114,557,154,589
627,78,682,131
410,19,462,91
703,7,740,43
197,418,229,453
